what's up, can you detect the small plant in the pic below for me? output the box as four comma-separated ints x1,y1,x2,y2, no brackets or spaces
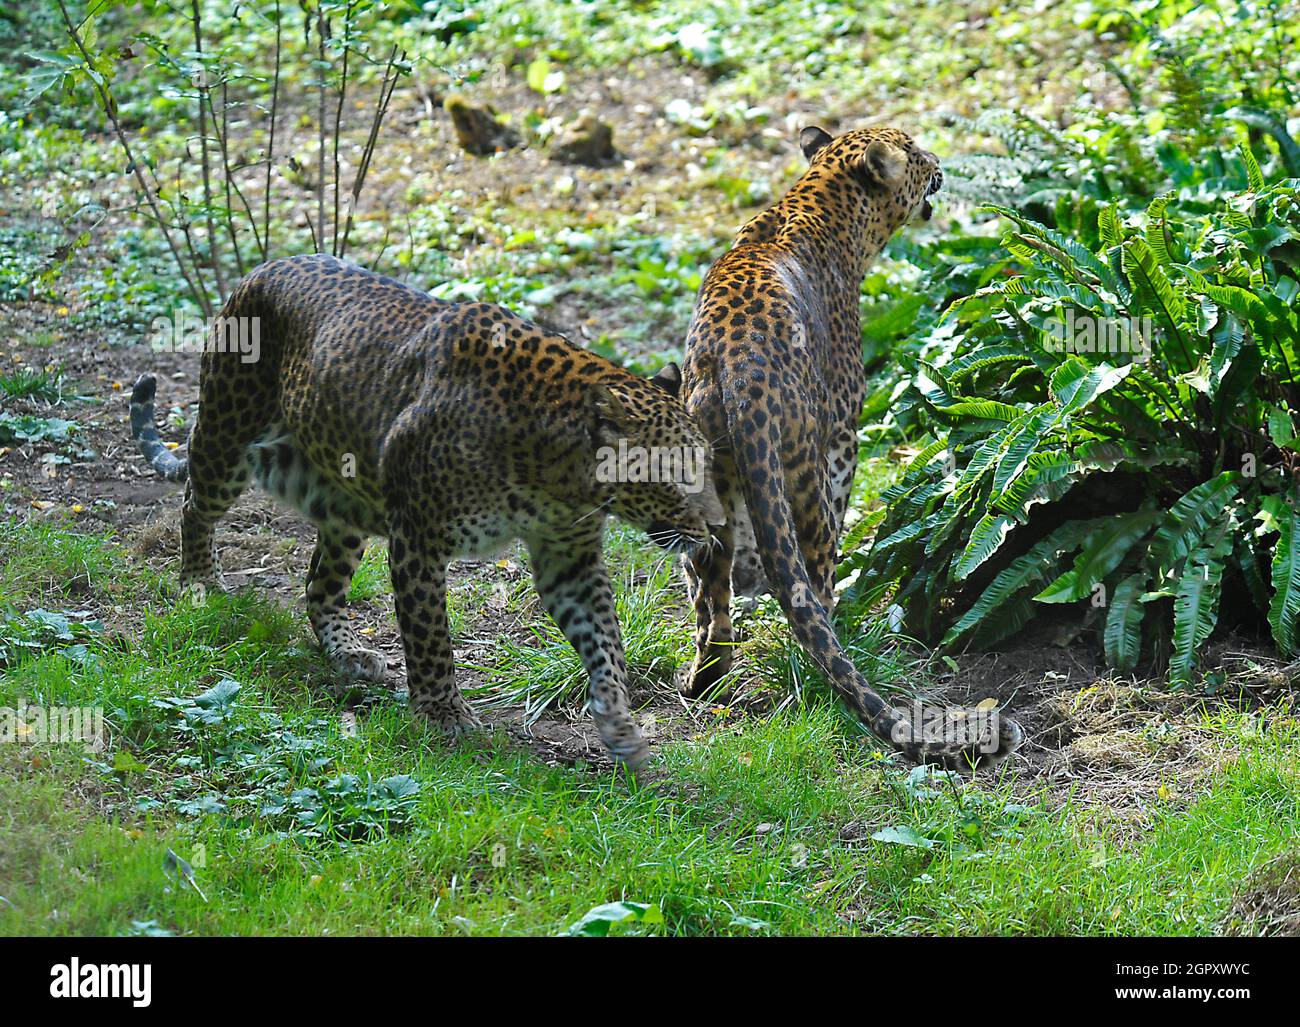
0,365,74,403
278,772,422,841
347,542,390,602
560,900,664,937
872,766,1035,857
858,165,1300,685
0,606,103,670
0,412,78,444
34,0,409,315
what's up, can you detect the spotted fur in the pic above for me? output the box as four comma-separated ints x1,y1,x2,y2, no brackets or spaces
680,126,1023,773
131,254,722,767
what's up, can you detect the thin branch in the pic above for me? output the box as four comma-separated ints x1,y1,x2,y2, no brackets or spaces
217,79,246,275
331,0,355,256
200,81,263,264
190,0,226,298
315,3,328,254
262,0,282,259
55,0,212,317
339,45,404,259
174,158,215,306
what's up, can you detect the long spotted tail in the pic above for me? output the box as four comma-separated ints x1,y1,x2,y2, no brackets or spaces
719,372,1023,774
129,374,188,482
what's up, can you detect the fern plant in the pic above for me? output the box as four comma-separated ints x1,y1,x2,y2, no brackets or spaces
853,162,1300,685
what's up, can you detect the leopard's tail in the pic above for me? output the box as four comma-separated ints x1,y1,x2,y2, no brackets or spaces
718,371,1023,774
129,374,189,482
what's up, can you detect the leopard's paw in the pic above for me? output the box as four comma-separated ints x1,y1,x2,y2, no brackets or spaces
412,695,482,737
327,645,388,683
178,577,228,603
595,713,651,770
679,653,730,700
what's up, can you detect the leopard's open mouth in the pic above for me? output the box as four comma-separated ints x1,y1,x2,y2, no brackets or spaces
921,199,933,221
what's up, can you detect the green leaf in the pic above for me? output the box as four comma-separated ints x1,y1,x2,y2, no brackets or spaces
1269,407,1297,449
955,513,1016,578
194,678,241,710
112,749,149,775
1149,473,1241,579
1268,492,1300,656
1104,574,1148,671
871,825,936,849
1098,203,1124,247
942,520,1098,648
1034,510,1162,603
1169,521,1232,686
991,449,1077,516
944,346,1033,384
1238,141,1266,192
526,57,565,95
1050,359,1133,413
1122,236,1190,365
940,399,1027,422
561,901,664,937
1236,530,1271,615
914,361,961,410
1144,192,1177,266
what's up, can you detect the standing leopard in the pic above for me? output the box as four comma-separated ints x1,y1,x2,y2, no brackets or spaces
130,254,722,767
680,125,1024,772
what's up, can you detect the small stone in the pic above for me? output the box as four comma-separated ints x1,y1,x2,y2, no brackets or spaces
444,94,520,156
549,116,616,167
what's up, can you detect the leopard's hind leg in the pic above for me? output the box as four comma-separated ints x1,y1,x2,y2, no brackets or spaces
682,451,739,699
790,458,838,613
827,426,859,560
306,524,386,682
179,411,261,591
179,317,278,591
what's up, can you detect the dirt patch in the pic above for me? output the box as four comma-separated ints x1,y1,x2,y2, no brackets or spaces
1221,852,1300,936
914,635,1297,816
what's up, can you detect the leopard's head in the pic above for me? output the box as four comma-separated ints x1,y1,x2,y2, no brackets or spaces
796,125,943,230
589,363,724,551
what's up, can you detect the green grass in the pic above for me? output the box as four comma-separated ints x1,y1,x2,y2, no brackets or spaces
0,365,71,402
469,526,689,721
2,517,1297,935
347,542,390,603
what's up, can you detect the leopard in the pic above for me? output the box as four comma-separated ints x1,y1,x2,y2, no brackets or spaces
130,254,723,768
679,125,1024,773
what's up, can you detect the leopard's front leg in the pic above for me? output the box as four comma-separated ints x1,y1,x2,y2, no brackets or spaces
528,533,648,768
388,514,480,735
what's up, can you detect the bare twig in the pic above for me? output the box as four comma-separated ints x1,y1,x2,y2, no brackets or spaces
55,0,212,317
199,77,265,264
262,0,282,258
189,0,226,298
173,160,215,305
217,80,247,274
315,4,328,254
331,0,355,256
339,45,405,259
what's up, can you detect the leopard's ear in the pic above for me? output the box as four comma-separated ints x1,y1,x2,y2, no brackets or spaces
799,126,833,161
861,138,908,189
649,362,682,397
591,383,631,428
